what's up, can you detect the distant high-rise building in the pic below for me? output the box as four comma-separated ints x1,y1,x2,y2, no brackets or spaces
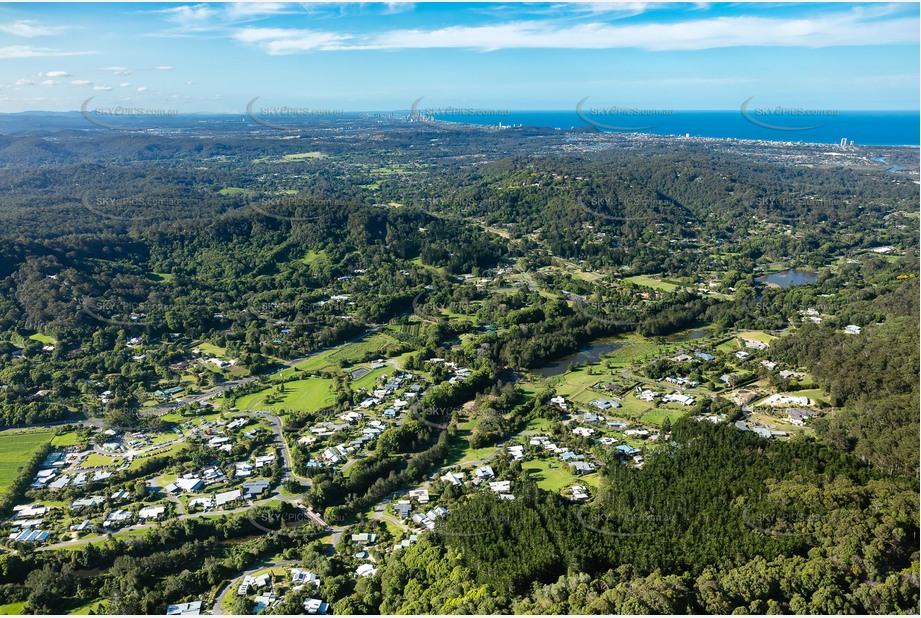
840,137,848,146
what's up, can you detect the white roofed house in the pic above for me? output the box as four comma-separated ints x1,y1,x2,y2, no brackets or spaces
254,454,276,468
473,465,494,480
303,598,328,615
488,480,512,493
440,471,464,486
407,488,430,503
138,506,166,522
166,601,202,616
290,568,321,588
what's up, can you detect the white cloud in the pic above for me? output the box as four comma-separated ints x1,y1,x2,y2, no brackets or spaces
233,9,919,54
233,28,352,53
99,66,132,76
39,79,56,87
137,86,148,92
119,82,131,87
71,79,92,86
0,20,68,37
14,78,33,86
42,70,70,78
0,45,93,59
154,66,174,70
93,85,113,91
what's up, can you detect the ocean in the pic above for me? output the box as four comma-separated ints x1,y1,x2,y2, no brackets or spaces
427,110,920,147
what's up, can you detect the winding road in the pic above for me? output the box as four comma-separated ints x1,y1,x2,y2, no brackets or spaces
211,559,299,616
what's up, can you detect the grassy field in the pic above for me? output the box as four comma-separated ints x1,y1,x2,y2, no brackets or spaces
51,431,83,447
28,332,56,345
0,602,25,615
68,601,107,615
0,429,54,492
522,458,601,492
287,332,401,375
283,152,327,160
301,250,331,268
350,366,390,392
445,432,496,467
785,388,830,405
639,408,688,427
150,272,175,283
81,453,116,467
217,187,255,196
623,275,680,292
236,377,337,414
195,342,228,357
737,330,778,345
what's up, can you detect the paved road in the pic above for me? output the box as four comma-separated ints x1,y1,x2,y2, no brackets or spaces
211,559,298,616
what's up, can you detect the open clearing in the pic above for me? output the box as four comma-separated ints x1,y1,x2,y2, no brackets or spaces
0,429,54,492
522,458,601,493
237,377,337,414
623,275,680,292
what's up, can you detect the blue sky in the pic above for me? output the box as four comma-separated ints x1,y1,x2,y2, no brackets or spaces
0,2,918,113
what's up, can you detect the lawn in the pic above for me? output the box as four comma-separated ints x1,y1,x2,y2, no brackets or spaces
150,272,175,283
51,431,82,447
236,377,337,414
283,332,401,376
522,458,601,493
445,433,496,467
81,453,116,467
68,601,107,615
28,332,56,345
195,342,228,357
218,187,255,196
0,429,54,493
350,366,390,392
0,602,25,615
301,250,331,268
737,330,778,345
639,408,688,427
785,389,830,405
282,152,327,160
623,275,680,292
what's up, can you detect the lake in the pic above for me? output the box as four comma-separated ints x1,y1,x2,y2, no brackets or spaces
538,341,622,378
656,328,710,343
756,268,819,288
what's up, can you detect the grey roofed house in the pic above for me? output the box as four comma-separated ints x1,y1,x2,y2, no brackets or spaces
243,480,270,498
394,500,413,519
570,461,596,474
215,489,242,508
72,496,104,509
786,408,818,425
166,601,202,616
